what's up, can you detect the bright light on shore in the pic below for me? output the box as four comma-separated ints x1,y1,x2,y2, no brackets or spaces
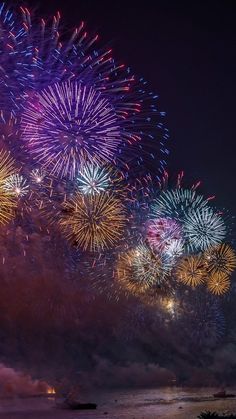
47,387,56,395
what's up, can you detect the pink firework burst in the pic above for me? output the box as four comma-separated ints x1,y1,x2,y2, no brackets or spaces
146,218,183,254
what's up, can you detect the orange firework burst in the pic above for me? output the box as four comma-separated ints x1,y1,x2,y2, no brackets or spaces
207,272,230,296
0,149,18,224
59,191,126,251
204,243,236,275
175,254,207,287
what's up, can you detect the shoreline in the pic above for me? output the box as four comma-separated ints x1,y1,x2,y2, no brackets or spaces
0,388,236,419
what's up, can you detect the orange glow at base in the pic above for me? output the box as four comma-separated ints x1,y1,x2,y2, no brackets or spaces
47,386,56,395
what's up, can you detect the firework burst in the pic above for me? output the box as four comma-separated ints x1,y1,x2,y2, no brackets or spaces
77,162,111,195
116,244,171,297
164,239,184,261
183,207,226,251
0,149,16,183
30,168,46,184
146,217,183,253
3,174,29,197
77,160,124,195
0,150,18,224
151,188,209,224
204,243,236,275
207,272,230,296
21,81,122,179
0,3,169,179
1,5,124,108
175,254,207,287
59,191,127,252
0,2,234,353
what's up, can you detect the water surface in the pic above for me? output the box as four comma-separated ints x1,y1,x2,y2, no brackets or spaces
1,387,236,418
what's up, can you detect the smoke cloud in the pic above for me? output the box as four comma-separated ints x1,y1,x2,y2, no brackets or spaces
0,364,49,397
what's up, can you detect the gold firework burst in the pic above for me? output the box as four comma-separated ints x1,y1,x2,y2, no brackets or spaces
0,149,16,184
204,243,236,275
207,272,230,295
0,150,18,224
59,191,126,251
175,254,207,287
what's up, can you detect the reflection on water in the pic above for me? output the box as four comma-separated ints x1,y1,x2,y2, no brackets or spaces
0,388,236,418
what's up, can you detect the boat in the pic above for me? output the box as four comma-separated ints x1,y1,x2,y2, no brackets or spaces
58,399,97,410
213,390,235,398
66,401,97,410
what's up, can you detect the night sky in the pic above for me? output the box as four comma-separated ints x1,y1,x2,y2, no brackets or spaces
35,0,236,212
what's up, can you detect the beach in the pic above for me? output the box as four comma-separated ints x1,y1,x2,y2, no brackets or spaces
1,388,236,418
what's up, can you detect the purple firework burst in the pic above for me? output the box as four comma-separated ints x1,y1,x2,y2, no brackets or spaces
0,4,168,179
21,81,121,179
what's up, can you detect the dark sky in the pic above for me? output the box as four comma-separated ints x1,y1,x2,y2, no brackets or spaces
32,0,236,213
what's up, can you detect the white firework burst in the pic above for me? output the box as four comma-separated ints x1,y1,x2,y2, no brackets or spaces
3,174,29,197
151,188,208,223
31,168,46,184
77,162,111,195
132,244,171,287
183,207,226,251
164,239,184,261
